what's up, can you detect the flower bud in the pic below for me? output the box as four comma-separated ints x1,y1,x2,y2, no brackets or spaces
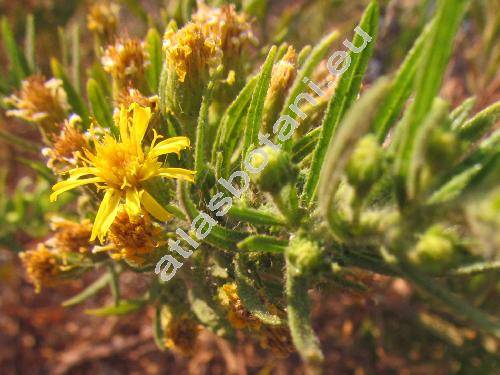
248,146,297,194
346,134,384,195
408,225,463,274
263,47,297,132
286,236,323,275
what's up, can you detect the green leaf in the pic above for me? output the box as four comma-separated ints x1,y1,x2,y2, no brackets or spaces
25,14,35,72
212,75,258,177
318,78,391,225
373,20,434,142
292,127,320,163
87,78,114,129
237,235,288,253
227,205,285,226
450,96,476,130
62,273,111,307
85,299,146,316
447,261,500,276
242,45,277,161
234,255,283,325
153,306,165,351
459,101,500,143
302,1,379,205
286,259,324,367
195,82,215,180
1,17,31,85
51,58,90,126
394,0,469,205
145,28,163,94
281,30,339,151
70,25,81,93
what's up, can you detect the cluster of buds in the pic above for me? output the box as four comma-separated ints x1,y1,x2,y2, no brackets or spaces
4,75,70,142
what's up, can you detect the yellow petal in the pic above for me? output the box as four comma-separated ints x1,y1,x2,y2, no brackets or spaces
50,177,103,202
67,167,100,179
118,105,129,142
157,168,195,182
125,188,142,217
131,103,151,145
90,189,121,242
150,136,190,158
141,190,172,222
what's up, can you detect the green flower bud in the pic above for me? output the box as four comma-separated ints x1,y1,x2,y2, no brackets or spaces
286,236,323,275
426,127,464,171
346,134,384,195
247,146,297,194
408,225,462,274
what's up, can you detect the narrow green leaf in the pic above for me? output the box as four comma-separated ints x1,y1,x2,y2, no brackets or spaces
459,101,500,143
373,20,434,142
318,78,391,222
25,14,35,72
394,0,469,205
62,273,111,307
427,164,482,204
195,82,215,180
281,30,339,150
227,205,285,226
237,235,288,253
450,96,476,130
51,58,90,126
108,263,121,306
286,259,324,367
71,25,81,93
1,17,31,85
242,45,277,161
447,261,500,276
87,78,114,129
85,299,146,316
302,1,379,205
212,75,258,176
145,28,162,94
153,306,165,351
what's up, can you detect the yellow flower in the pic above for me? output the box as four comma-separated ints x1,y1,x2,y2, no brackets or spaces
50,103,195,242
87,2,120,42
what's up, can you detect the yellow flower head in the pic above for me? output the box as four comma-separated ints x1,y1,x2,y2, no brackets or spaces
50,103,195,243
163,22,222,83
49,217,93,254
161,308,201,356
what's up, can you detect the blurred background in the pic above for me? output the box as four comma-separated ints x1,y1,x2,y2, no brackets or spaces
0,0,498,373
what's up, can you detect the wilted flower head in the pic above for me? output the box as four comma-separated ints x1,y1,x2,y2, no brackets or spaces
161,309,201,356
108,210,163,265
42,115,89,171
192,1,256,64
102,38,150,89
219,283,261,330
87,2,120,42
19,244,64,292
49,217,93,254
50,103,195,242
5,75,69,139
